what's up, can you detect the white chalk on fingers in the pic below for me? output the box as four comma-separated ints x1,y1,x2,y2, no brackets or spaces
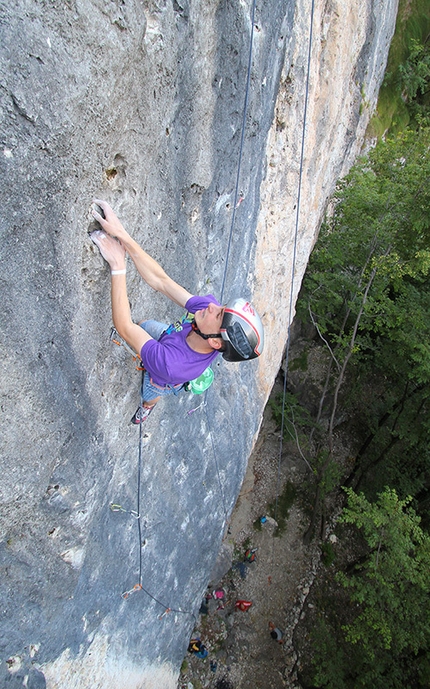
90,230,106,241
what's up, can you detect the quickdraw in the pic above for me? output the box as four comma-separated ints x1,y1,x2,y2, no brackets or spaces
110,503,140,519
121,583,143,599
187,401,207,416
110,327,145,370
158,608,171,620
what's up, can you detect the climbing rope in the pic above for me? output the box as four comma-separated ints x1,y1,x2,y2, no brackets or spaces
220,0,257,304
110,0,276,620
274,0,315,523
201,0,258,531
112,391,196,622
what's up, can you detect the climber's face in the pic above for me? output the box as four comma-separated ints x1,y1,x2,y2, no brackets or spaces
194,302,225,336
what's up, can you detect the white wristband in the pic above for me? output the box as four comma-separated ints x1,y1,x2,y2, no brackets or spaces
111,269,127,275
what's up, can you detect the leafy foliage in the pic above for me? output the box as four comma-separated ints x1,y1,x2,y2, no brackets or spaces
398,37,430,112
295,127,430,506
338,488,430,656
289,111,430,689
284,15,430,683
298,128,430,381
306,489,430,689
370,0,430,134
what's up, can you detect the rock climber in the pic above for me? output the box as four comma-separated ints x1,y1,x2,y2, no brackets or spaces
90,200,264,424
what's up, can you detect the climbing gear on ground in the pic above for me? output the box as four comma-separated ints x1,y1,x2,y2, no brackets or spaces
212,588,225,600
220,298,264,362
244,547,257,562
269,622,285,643
131,404,154,425
188,639,209,659
235,599,252,611
233,561,248,578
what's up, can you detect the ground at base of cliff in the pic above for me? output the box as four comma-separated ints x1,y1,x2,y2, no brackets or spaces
178,379,321,689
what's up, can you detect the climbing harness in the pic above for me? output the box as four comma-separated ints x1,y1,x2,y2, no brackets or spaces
112,325,214,396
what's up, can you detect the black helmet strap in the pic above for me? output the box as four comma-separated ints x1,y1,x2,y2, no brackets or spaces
191,319,223,340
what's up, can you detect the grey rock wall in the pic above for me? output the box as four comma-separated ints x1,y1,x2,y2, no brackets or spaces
0,0,397,687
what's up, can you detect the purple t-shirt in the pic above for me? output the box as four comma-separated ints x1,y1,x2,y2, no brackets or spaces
140,295,221,386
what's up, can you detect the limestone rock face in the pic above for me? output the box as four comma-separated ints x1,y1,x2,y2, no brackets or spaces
0,1,397,687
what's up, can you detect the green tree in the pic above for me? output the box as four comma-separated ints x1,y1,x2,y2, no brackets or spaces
294,127,430,511
307,488,430,689
299,127,430,368
398,37,430,126
371,0,430,134
338,488,430,657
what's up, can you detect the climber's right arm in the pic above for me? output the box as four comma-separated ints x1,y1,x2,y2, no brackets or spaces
90,229,153,354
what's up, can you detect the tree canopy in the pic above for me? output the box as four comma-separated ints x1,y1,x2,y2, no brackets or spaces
305,488,430,689
287,32,430,684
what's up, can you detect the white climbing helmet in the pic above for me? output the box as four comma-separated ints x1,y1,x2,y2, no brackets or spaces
221,297,264,362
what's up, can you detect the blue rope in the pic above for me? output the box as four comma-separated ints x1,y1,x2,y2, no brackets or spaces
274,0,315,521
120,0,258,614
211,0,258,525
119,385,196,621
220,0,257,303
137,404,144,585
